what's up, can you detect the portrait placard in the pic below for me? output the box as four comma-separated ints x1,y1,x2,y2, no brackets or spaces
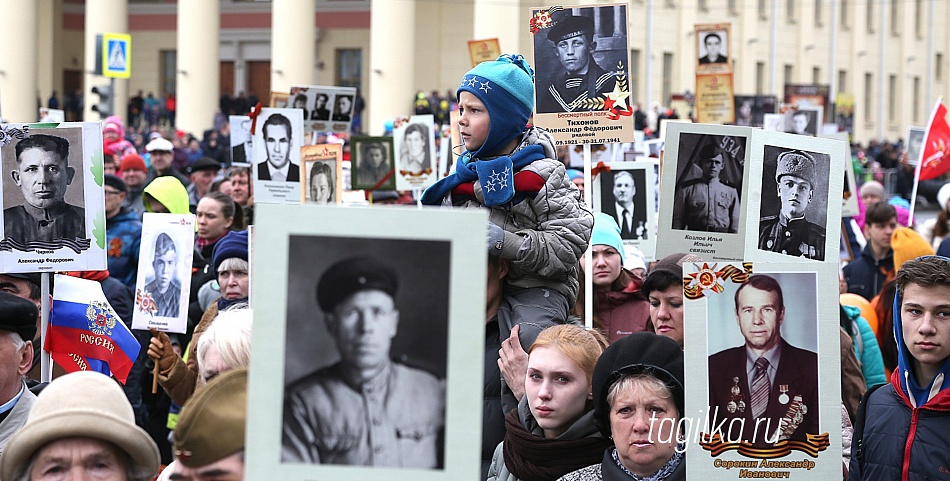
746,130,845,263
300,143,342,205
252,108,305,204
733,95,777,128
530,4,634,145
350,136,395,190
131,213,195,334
467,38,501,67
394,115,437,191
695,23,732,75
229,115,253,167
247,204,486,480
592,162,658,260
695,74,736,124
782,106,823,137
656,123,752,262
682,261,841,480
38,108,65,123
0,122,106,273
270,91,289,108
289,85,358,134
906,126,925,165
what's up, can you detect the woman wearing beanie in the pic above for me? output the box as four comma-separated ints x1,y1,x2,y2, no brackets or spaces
641,253,703,348
573,213,650,343
422,54,593,329
558,332,686,481
916,183,950,248
487,324,612,481
148,230,249,406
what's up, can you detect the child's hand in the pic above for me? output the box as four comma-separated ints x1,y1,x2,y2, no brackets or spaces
487,222,505,255
498,325,529,402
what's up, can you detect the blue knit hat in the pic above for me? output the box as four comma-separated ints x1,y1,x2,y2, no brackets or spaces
591,212,624,260
457,54,535,158
212,230,249,275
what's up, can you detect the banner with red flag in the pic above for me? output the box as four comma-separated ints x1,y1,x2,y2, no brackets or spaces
918,101,950,181
46,274,141,383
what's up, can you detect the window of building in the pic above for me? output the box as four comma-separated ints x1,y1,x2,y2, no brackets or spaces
787,0,796,22
631,49,641,104
915,0,923,37
888,74,897,122
698,0,707,11
759,0,768,19
815,0,823,26
784,64,793,89
864,73,873,122
937,53,944,82
160,50,176,95
838,69,848,93
841,0,849,29
662,53,673,106
756,62,766,95
728,0,738,14
891,0,900,35
913,76,921,122
866,1,874,33
335,49,362,90
812,67,821,84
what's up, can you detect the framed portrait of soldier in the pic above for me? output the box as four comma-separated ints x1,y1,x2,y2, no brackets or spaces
300,144,342,205
394,115,437,191
530,4,634,145
290,84,358,135
0,122,107,273
656,123,752,262
229,115,252,167
783,107,822,137
246,204,486,480
592,162,657,260
748,130,845,263
820,132,858,217
695,23,732,75
906,126,925,165
131,213,195,333
681,260,842,479
252,108,305,205
351,136,396,190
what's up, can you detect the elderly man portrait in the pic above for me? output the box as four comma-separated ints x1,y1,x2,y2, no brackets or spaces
282,256,444,468
601,171,647,240
537,14,619,113
758,150,826,260
707,274,819,446
257,113,299,182
3,134,85,243
671,142,740,233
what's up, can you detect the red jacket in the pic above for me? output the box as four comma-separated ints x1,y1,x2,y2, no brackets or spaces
593,276,651,343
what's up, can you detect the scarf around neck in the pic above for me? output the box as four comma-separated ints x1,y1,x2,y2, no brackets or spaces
420,144,545,207
501,408,611,481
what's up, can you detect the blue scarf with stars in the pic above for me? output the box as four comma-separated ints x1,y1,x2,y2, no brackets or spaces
420,144,545,206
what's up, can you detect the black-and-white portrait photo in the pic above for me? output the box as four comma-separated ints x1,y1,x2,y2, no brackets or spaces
599,169,648,240
2,130,85,243
758,146,830,261
397,123,433,176
332,95,354,122
257,112,300,183
229,115,252,167
733,95,777,128
281,236,449,468
352,137,395,190
312,93,332,121
533,5,628,114
291,93,310,120
784,109,819,137
306,160,335,205
906,127,925,165
706,271,819,446
698,30,728,65
671,133,744,234
144,232,181,318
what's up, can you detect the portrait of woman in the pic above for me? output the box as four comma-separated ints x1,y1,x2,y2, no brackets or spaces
308,161,334,205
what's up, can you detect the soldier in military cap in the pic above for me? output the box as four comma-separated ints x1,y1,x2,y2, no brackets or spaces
758,150,826,260
173,369,247,480
282,256,444,468
537,14,619,113
0,291,41,454
672,141,740,233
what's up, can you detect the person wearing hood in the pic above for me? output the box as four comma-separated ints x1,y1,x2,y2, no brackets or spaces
102,115,136,161
142,176,190,215
487,324,612,481
849,256,950,480
422,54,593,329
573,213,650,343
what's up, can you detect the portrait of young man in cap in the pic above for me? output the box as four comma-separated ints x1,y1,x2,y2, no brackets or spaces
281,243,448,469
671,135,743,234
3,133,85,244
758,147,829,261
535,11,622,114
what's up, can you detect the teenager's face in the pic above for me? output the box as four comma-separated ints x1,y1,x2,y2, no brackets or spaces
458,91,490,152
525,346,592,439
777,175,813,219
556,35,592,74
590,244,623,288
901,283,950,382
864,217,897,251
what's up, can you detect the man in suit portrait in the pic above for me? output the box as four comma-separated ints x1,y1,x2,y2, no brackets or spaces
257,113,299,182
699,32,728,64
602,171,647,240
707,274,819,446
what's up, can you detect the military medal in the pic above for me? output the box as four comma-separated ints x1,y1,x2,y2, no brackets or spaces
728,377,744,413
778,384,789,404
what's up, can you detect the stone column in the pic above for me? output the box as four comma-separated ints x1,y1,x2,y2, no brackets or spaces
368,0,415,135
0,1,38,122
83,0,129,123
177,0,220,134
474,0,520,54
271,0,316,93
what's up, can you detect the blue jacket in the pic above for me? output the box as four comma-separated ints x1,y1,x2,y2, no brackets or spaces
849,260,950,480
843,243,893,301
842,305,888,389
106,207,142,290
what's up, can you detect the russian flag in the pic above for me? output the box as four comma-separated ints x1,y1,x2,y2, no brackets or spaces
46,275,141,383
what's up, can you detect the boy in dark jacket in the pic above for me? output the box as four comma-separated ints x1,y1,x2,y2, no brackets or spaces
843,202,897,300
849,256,950,480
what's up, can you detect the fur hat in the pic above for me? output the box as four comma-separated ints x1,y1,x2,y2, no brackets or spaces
592,332,684,437
591,212,624,260
457,54,535,158
775,150,816,184
0,371,160,480
892,227,935,272
173,369,247,468
211,230,249,276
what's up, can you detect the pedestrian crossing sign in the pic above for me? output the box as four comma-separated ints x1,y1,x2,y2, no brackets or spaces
102,33,131,79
